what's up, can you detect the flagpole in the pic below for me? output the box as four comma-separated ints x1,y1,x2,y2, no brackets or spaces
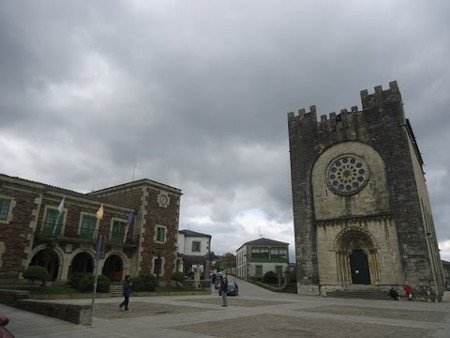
90,231,101,326
91,204,105,326
52,196,65,235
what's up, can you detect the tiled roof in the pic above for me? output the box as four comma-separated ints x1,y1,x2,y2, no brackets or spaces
237,237,289,251
179,229,211,238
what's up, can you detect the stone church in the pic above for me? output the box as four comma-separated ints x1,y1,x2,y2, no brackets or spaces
288,81,445,299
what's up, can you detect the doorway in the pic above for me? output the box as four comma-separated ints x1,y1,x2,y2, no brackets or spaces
350,249,371,284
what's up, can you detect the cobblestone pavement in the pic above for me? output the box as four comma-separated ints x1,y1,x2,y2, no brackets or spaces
2,278,450,337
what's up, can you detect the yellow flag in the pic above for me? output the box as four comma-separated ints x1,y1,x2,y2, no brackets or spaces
96,204,104,220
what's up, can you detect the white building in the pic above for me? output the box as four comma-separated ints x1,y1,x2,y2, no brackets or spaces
236,238,289,280
177,230,211,279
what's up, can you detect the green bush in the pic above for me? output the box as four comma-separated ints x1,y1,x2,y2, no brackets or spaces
78,274,110,293
171,271,185,282
141,274,157,291
23,265,49,285
263,271,278,284
68,272,89,289
131,276,144,292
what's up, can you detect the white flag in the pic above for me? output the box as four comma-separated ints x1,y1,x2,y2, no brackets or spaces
57,197,65,214
96,204,104,220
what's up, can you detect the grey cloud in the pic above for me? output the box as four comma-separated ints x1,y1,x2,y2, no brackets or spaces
1,0,449,257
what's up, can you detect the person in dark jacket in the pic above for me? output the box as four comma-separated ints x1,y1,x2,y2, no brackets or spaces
119,275,133,311
220,277,228,307
389,287,399,300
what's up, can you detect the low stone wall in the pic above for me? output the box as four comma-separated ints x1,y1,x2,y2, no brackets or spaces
0,289,92,325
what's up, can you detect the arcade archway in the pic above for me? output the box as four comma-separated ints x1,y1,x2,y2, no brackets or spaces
102,255,123,282
69,252,94,277
30,248,59,281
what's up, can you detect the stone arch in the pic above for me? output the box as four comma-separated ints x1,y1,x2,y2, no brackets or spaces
333,227,381,285
68,250,95,278
101,251,128,282
28,244,64,281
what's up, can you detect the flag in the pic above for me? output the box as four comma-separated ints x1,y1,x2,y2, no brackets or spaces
96,204,104,220
126,210,135,225
57,197,65,214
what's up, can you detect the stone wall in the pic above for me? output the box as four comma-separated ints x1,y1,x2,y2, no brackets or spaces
288,81,444,297
0,289,91,325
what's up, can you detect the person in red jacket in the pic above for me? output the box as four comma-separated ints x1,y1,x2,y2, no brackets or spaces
404,284,413,300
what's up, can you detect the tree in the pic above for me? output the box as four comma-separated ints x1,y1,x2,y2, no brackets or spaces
23,265,49,286
221,252,236,274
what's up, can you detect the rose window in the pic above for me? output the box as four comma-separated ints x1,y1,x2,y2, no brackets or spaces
326,154,369,195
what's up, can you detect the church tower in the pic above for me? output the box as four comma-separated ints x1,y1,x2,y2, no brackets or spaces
288,81,444,299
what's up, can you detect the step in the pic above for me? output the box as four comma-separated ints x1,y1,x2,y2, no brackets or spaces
327,289,391,300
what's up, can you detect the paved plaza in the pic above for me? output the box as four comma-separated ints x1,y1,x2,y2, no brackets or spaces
2,278,450,337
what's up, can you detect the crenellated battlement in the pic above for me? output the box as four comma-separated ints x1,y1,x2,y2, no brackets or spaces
360,81,402,109
288,81,403,134
288,105,317,122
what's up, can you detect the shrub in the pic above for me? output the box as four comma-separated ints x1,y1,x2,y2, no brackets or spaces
263,271,278,284
78,274,110,293
141,274,157,291
131,276,144,292
68,272,89,289
171,271,185,282
23,265,49,285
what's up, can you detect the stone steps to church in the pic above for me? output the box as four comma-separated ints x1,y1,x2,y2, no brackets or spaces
327,289,391,300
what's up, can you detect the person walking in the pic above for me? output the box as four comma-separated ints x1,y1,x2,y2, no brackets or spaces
220,276,228,307
119,275,133,311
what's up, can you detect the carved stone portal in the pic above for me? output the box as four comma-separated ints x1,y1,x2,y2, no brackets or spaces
333,227,380,286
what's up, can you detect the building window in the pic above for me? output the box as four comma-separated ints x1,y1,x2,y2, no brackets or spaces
154,225,167,243
42,208,65,235
255,265,263,276
251,247,269,260
191,241,201,252
0,197,14,223
153,255,165,276
110,220,126,244
79,214,97,239
270,247,288,262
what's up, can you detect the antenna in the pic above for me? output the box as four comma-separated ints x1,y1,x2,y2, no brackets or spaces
259,226,264,238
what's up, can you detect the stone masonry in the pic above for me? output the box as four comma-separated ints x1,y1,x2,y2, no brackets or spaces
288,81,445,299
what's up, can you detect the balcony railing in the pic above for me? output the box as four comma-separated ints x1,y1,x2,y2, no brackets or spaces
38,222,134,246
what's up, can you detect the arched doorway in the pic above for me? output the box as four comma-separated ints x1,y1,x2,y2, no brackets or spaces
30,248,59,281
102,255,123,282
69,252,94,277
334,227,380,285
350,249,371,284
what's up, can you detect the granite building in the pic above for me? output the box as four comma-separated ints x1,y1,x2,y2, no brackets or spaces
288,81,444,299
0,174,182,284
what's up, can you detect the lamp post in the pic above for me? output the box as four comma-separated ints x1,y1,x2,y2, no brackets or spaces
90,233,106,325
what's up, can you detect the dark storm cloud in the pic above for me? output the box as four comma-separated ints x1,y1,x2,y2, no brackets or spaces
1,0,449,258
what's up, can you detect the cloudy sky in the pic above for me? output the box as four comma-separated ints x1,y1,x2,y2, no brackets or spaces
1,0,449,261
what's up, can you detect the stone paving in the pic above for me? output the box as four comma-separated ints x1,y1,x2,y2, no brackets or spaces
2,278,450,337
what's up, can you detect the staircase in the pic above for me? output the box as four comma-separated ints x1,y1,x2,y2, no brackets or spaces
109,283,123,297
327,288,391,300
